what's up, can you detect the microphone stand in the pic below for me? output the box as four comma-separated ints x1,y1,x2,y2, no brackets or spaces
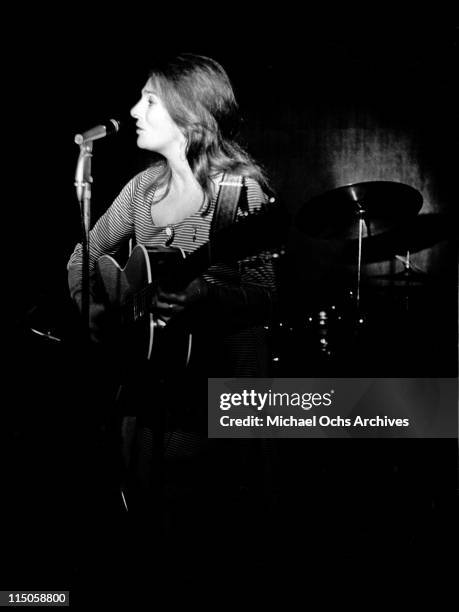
74,141,94,340
73,119,120,339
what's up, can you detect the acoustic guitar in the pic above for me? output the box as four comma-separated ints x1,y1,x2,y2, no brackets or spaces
95,206,285,372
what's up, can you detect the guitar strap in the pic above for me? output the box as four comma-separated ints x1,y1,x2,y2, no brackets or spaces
210,173,248,240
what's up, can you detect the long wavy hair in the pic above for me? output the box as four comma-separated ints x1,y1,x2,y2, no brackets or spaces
145,53,270,210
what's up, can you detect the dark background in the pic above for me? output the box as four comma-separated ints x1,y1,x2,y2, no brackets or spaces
7,18,458,375
2,16,457,605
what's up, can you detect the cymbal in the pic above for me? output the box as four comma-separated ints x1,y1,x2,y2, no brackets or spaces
296,181,423,240
365,269,429,284
341,212,456,262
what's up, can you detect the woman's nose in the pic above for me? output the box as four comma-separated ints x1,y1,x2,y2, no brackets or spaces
130,102,140,118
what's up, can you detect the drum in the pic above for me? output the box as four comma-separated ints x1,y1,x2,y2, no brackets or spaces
269,290,368,376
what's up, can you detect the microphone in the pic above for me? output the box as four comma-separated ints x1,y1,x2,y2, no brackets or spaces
74,118,120,145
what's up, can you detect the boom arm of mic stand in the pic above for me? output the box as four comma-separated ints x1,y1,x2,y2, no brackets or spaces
74,143,93,341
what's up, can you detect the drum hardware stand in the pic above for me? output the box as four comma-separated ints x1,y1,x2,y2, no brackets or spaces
350,189,368,335
356,203,366,311
394,251,426,275
392,251,427,311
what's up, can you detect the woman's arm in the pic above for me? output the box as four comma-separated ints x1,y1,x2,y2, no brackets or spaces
67,176,136,306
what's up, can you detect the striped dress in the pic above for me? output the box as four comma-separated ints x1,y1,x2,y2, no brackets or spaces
67,164,277,377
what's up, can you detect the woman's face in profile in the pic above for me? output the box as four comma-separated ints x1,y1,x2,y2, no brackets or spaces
130,81,186,155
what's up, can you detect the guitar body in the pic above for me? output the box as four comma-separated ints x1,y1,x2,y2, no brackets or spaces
96,245,192,373
94,204,284,375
